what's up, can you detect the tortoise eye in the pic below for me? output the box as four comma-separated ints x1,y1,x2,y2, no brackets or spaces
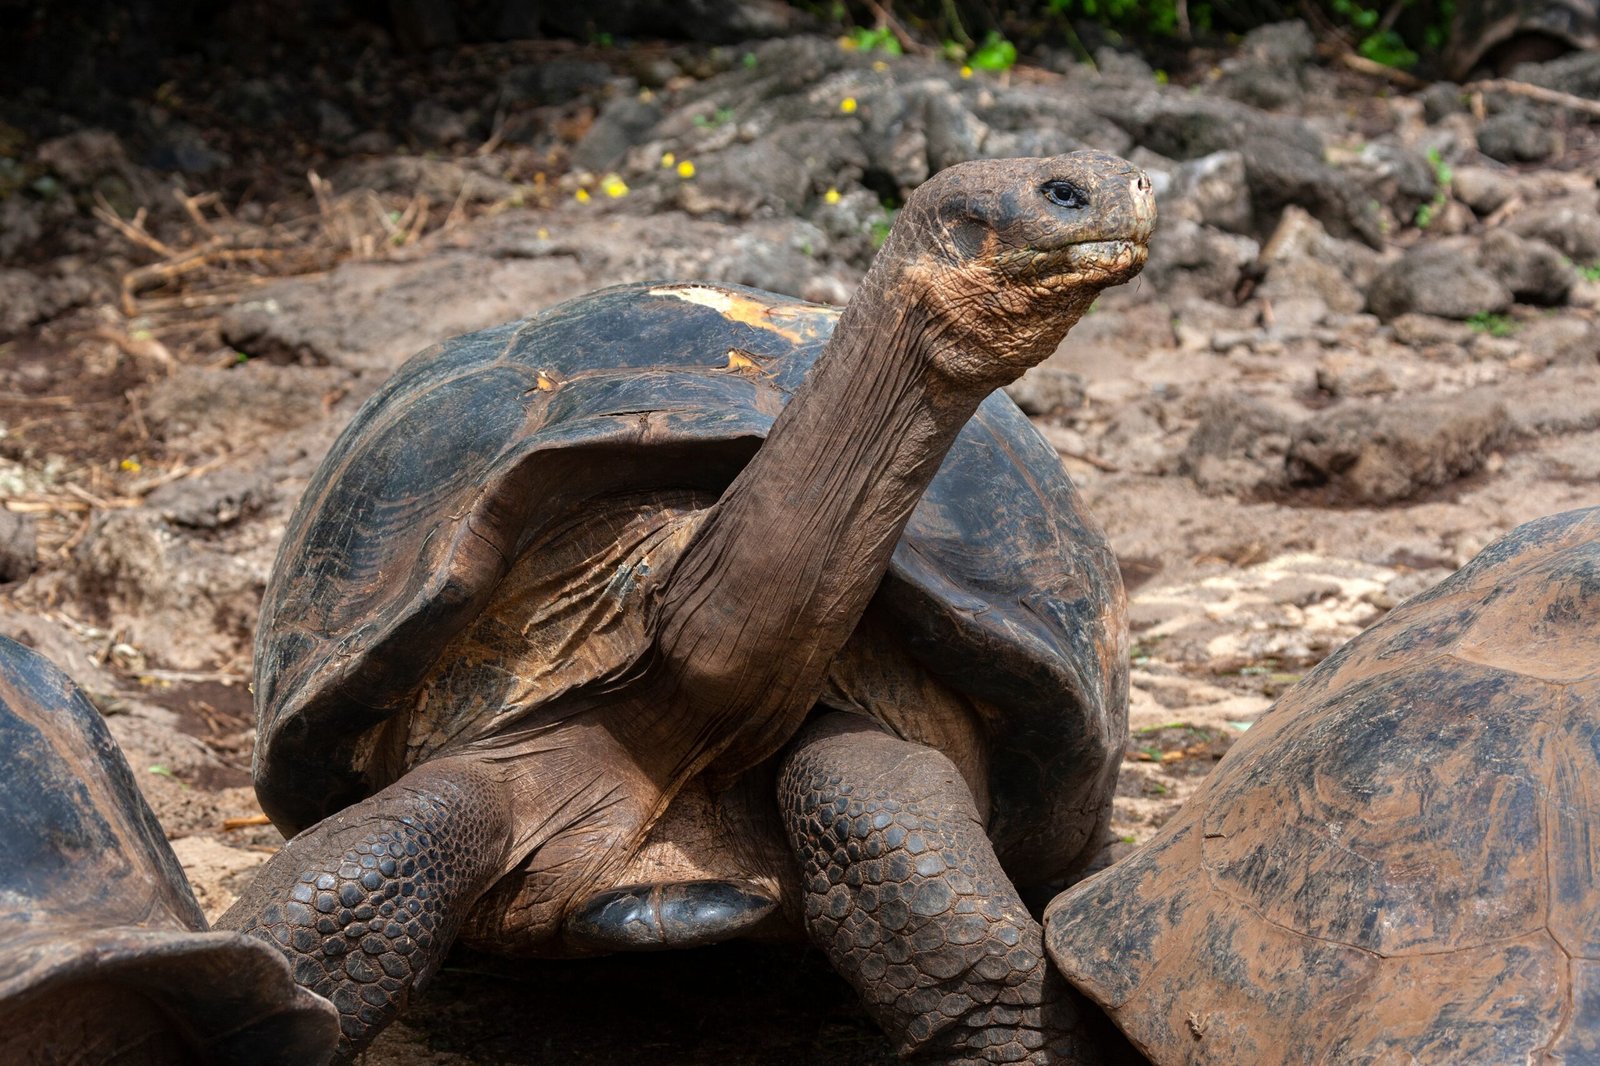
1042,180,1088,209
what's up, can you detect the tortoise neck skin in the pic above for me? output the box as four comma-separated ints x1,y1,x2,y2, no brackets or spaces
649,151,1154,781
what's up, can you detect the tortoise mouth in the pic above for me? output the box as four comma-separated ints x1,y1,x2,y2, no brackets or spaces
1056,238,1148,279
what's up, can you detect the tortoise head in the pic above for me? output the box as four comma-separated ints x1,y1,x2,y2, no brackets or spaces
878,150,1155,390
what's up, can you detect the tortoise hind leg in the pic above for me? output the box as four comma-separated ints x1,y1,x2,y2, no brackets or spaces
778,712,1139,1065
218,755,514,1058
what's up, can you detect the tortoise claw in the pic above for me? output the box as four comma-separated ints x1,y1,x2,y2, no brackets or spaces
564,879,778,952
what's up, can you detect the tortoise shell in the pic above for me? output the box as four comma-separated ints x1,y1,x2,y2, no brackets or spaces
0,634,336,1064
253,281,1127,881
1044,505,1600,1063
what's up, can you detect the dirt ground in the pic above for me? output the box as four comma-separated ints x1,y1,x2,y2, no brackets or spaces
2,20,1599,1064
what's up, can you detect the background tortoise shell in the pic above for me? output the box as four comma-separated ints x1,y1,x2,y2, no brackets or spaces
1045,505,1600,1063
253,280,1128,884
0,634,336,1065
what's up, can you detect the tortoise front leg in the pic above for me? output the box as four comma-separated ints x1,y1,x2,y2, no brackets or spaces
218,756,513,1058
779,713,1138,1065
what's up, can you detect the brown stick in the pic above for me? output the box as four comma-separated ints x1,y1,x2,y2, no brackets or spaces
1466,78,1600,118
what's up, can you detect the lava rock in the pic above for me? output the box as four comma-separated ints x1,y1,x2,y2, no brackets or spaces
1005,367,1086,417
1477,104,1561,163
1287,391,1510,503
146,469,275,531
1315,352,1398,397
573,94,665,172
1167,150,1252,233
1508,196,1600,263
1365,242,1513,321
1520,316,1600,366
0,510,37,583
1179,393,1298,495
1451,165,1518,215
1213,21,1316,109
1480,229,1576,305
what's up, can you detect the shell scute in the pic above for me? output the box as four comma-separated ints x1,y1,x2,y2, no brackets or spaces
1045,505,1600,1064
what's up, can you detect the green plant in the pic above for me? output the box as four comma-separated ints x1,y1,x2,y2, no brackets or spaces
869,212,894,248
1414,147,1452,229
969,30,1017,71
692,106,736,128
844,25,902,55
1579,263,1600,282
1467,311,1516,337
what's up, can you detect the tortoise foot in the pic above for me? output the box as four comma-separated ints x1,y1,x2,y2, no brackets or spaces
564,879,778,951
218,756,513,1058
778,712,1140,1065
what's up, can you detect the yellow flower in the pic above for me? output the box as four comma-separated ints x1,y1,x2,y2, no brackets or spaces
601,174,629,198
574,188,591,203
120,458,142,473
840,96,857,114
960,65,973,78
536,227,550,239
660,151,676,168
872,60,888,73
676,160,696,179
824,187,842,205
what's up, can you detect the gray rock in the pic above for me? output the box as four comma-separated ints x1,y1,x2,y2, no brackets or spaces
0,509,37,583
1512,50,1600,98
1168,150,1252,233
145,363,350,452
1480,229,1576,305
329,156,516,206
220,252,588,371
541,0,802,43
1351,142,1439,227
1477,104,1561,163
1497,367,1600,436
1093,91,1388,242
1315,352,1398,397
71,509,264,670
1214,21,1315,109
1365,242,1513,321
1179,393,1297,495
1141,218,1259,302
1093,47,1156,83
1451,165,1517,215
1244,136,1385,247
500,58,614,106
1508,196,1600,263
408,100,472,147
1390,312,1475,347
1004,367,1086,416
146,469,275,531
573,94,665,172
0,266,98,336
36,129,128,185
1287,391,1510,504
1420,82,1466,123
1519,316,1600,366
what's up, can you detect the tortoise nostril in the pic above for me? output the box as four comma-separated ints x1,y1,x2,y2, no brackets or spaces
1135,173,1151,193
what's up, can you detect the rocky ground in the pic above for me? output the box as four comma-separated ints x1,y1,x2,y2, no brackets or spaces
2,19,1599,1063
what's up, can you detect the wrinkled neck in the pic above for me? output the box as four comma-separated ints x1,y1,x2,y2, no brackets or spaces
645,263,989,780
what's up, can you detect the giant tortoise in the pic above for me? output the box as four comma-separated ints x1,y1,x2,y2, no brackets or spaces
217,152,1156,1061
0,634,337,1065
1046,504,1600,1063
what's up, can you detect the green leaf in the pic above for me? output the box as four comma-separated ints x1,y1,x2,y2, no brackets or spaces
970,31,1017,72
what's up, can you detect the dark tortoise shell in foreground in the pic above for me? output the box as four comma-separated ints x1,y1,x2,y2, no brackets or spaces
0,634,336,1065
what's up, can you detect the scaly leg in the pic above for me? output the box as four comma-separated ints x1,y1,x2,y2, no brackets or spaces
217,756,513,1057
778,712,1138,1065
